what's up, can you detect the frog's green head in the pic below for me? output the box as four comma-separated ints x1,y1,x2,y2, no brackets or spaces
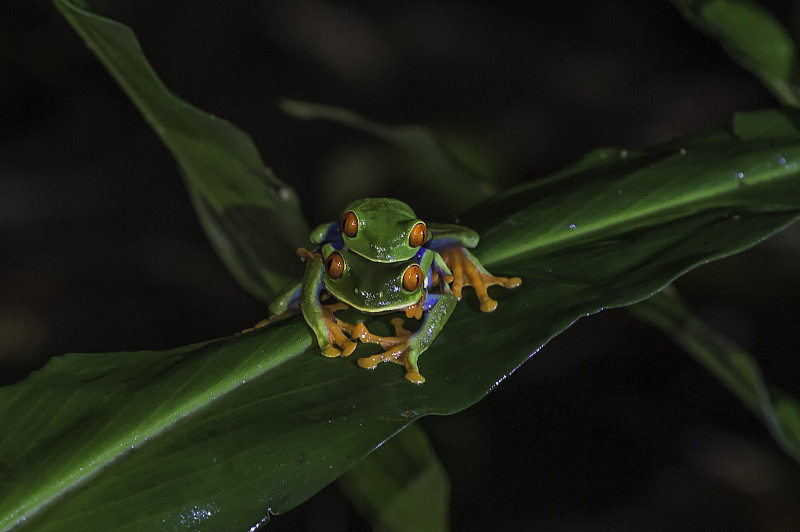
339,198,428,262
321,244,433,313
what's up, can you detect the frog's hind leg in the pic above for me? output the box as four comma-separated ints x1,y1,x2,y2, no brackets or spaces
241,308,300,333
301,258,361,357
241,278,304,333
440,247,521,312
353,291,457,384
318,302,359,357
353,318,421,382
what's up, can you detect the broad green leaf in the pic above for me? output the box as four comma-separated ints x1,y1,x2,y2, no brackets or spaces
281,99,495,212
4,107,800,530
630,289,800,462
673,0,800,107
732,108,800,140
337,424,449,532
469,114,800,274
53,0,310,301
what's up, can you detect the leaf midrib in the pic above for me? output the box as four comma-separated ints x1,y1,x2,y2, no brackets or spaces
480,150,800,267
1,328,312,531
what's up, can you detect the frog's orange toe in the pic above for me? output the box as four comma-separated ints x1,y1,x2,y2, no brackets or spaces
404,371,425,384
358,355,380,370
480,299,498,312
340,340,358,357
322,346,342,358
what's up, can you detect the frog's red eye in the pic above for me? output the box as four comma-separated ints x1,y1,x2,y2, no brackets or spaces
340,211,358,238
325,252,345,279
409,222,428,247
402,264,424,292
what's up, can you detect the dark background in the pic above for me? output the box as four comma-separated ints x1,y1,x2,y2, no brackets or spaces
3,1,800,530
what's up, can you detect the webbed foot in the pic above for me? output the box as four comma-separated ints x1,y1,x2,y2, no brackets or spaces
318,301,360,357
440,248,521,312
403,292,426,320
353,318,425,384
297,247,322,261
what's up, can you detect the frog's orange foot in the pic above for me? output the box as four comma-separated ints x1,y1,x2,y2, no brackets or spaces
321,301,358,357
322,346,343,358
348,317,410,348
297,247,322,261
404,292,425,320
473,274,522,312
432,270,455,291
355,344,409,368
357,343,424,383
355,318,424,383
241,307,300,333
440,248,521,313
404,371,425,384
349,322,384,344
357,347,405,369
252,318,271,329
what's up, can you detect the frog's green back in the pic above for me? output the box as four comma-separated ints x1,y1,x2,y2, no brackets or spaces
341,198,424,263
342,198,417,220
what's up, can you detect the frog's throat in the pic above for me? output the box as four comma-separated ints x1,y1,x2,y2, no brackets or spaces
345,247,410,264
328,293,416,315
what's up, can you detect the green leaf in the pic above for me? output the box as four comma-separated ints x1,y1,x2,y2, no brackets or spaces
732,108,800,141
630,289,800,462
337,424,449,532
53,0,310,301
469,119,800,279
673,0,800,107
281,99,496,212
4,106,800,530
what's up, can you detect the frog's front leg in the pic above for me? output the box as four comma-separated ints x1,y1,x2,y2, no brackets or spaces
301,257,359,357
309,221,342,248
355,291,457,384
440,248,521,312
241,279,303,333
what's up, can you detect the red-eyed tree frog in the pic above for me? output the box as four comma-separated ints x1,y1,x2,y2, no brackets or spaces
265,198,521,383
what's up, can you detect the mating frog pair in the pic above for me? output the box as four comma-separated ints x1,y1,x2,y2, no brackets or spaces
266,198,521,383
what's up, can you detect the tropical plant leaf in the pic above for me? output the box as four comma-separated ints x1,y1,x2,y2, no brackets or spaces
469,109,800,275
3,104,800,530
673,0,800,107
630,288,800,462
336,423,450,532
53,0,309,302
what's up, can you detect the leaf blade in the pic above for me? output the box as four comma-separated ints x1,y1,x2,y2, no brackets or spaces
630,289,800,462
4,109,800,528
282,99,496,212
673,0,800,107
53,0,310,301
473,140,800,269
337,424,450,532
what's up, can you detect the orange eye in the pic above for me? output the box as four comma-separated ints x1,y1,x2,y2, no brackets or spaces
409,222,428,247
402,264,424,292
340,211,358,238
325,252,345,279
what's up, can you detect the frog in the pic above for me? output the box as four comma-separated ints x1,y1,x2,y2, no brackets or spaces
264,198,521,383
310,197,478,261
